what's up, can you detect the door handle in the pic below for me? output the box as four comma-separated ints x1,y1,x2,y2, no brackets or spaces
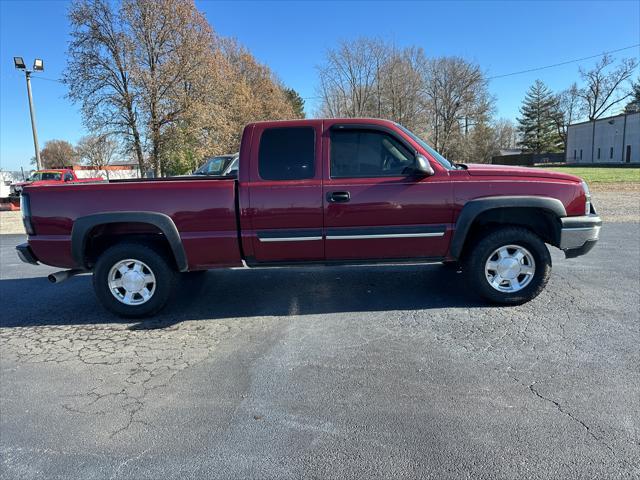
327,191,350,203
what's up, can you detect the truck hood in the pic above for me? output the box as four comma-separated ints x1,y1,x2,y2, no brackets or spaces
464,163,581,182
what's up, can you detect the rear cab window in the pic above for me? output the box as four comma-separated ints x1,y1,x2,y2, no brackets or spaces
258,127,315,181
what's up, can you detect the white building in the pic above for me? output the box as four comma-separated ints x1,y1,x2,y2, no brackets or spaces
566,112,639,163
72,161,140,180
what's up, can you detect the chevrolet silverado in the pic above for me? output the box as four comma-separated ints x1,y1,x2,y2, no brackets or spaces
16,119,602,317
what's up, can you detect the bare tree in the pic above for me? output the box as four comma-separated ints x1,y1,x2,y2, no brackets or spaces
421,57,493,160
316,39,494,163
39,140,78,169
468,121,499,163
378,47,426,131
76,134,118,179
552,83,582,149
66,0,146,172
578,54,638,120
317,38,389,117
492,118,518,150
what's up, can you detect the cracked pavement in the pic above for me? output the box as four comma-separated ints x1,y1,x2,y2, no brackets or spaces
1,223,639,479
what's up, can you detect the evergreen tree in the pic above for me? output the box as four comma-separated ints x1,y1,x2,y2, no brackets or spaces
284,88,305,118
517,80,562,153
624,78,640,114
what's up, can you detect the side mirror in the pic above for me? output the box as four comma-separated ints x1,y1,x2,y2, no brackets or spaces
405,154,434,177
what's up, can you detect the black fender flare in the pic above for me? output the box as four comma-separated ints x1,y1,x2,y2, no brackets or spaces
71,212,188,272
449,196,567,259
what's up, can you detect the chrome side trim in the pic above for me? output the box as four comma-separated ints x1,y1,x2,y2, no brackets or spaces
258,226,446,242
258,236,322,242
327,232,445,240
561,227,596,232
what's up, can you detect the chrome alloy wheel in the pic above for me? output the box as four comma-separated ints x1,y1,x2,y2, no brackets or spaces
484,245,536,293
107,259,156,305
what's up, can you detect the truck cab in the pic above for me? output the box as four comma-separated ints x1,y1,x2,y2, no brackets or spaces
238,119,452,264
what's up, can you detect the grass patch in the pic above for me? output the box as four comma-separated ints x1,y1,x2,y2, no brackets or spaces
540,167,640,183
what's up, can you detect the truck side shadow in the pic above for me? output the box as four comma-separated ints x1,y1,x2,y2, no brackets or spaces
0,265,485,329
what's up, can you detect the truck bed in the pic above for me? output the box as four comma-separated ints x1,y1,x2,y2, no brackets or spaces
25,177,243,270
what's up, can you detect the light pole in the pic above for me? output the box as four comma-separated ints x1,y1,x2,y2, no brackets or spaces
14,57,44,171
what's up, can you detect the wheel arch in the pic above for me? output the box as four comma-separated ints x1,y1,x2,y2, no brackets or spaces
71,212,188,272
450,196,566,260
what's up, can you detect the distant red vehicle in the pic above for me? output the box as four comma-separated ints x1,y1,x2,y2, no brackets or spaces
10,168,103,196
17,119,601,317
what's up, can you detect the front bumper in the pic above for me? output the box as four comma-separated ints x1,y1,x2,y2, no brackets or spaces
559,214,602,258
16,243,39,265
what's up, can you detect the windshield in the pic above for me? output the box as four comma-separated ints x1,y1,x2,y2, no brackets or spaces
395,124,454,170
222,157,238,176
28,171,62,181
193,156,234,175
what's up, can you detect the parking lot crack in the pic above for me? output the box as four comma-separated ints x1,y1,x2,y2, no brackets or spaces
0,321,244,438
527,381,636,471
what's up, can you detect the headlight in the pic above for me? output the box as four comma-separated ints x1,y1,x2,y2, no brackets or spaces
581,180,591,215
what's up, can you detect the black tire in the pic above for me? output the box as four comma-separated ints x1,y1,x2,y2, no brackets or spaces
93,242,177,318
464,226,551,305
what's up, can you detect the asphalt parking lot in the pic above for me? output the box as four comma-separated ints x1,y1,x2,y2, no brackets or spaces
1,225,639,479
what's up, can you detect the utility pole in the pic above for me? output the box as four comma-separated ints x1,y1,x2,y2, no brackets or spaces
24,71,41,170
13,57,44,170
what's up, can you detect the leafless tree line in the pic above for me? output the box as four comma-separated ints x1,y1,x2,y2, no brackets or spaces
317,38,506,163
318,39,638,160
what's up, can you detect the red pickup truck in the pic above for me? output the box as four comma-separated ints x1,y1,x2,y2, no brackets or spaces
10,168,103,197
16,119,601,317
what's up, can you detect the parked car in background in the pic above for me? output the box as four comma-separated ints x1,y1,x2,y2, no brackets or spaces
0,171,14,199
0,171,20,210
221,156,239,177
17,119,601,317
10,168,103,197
192,153,238,176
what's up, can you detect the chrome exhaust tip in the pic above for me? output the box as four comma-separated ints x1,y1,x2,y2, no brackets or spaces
47,269,85,284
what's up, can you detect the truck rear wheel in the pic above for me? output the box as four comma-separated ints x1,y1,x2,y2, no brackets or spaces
93,243,176,318
464,226,551,305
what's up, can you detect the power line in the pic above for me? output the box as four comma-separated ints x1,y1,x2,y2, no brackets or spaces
486,44,639,80
30,75,63,83
303,44,639,99
30,43,639,95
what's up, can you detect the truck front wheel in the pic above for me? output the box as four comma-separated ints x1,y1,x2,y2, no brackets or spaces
465,227,551,305
93,243,176,318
